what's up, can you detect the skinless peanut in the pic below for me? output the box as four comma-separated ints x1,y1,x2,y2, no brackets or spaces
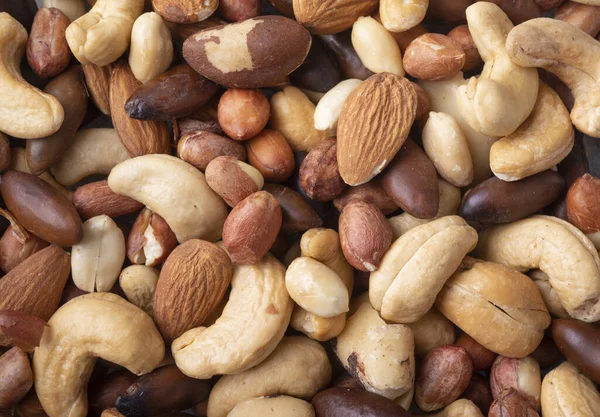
218,89,270,141
129,12,173,84
351,17,404,76
314,79,362,135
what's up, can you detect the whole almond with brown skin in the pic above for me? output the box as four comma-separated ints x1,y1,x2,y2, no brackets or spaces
153,0,219,23
338,200,392,272
72,180,144,219
83,63,112,115
455,333,497,371
0,347,33,409
333,180,398,215
223,191,282,264
0,170,83,246
154,240,232,342
0,226,49,273
177,131,246,171
566,173,600,233
293,0,379,34
246,129,295,182
337,73,416,186
125,64,220,121
381,139,439,219
127,208,178,268
26,65,89,174
263,183,322,234
110,60,171,157
403,34,466,81
26,8,71,79
299,138,346,202
205,156,264,207
447,25,483,72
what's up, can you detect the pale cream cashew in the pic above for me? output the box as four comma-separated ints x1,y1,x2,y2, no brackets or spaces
529,270,569,319
380,0,428,32
541,362,600,417
172,254,293,379
207,336,331,417
507,18,600,138
314,79,362,136
227,396,315,417
431,399,484,417
370,216,478,323
50,129,130,186
456,2,539,136
490,82,575,181
475,215,600,322
119,265,159,317
406,308,456,357
108,154,228,243
333,301,415,399
290,306,346,342
71,215,126,293
42,0,86,22
66,0,144,66
33,293,165,417
129,12,173,84
0,14,64,139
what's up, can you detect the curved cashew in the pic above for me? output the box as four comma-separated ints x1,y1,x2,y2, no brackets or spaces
456,2,539,136
370,216,478,323
0,14,63,139
207,336,331,417
507,18,600,138
490,82,575,181
228,396,315,417
541,362,600,417
529,270,569,319
475,215,600,322
108,155,228,243
172,254,293,379
66,0,144,66
51,129,129,186
33,293,165,417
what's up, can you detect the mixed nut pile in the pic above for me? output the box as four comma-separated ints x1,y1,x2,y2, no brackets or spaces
1,0,600,416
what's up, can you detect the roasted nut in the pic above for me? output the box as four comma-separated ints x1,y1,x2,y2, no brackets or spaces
87,371,137,417
246,130,295,182
455,333,497,371
73,180,143,220
205,156,264,207
529,269,570,318
566,173,600,233
293,0,378,35
119,265,159,317
290,36,342,93
0,311,46,353
380,0,427,32
0,347,33,409
0,226,49,273
489,388,540,417
351,17,404,76
334,180,398,215
530,335,561,370
42,0,86,24
403,34,466,81
555,1,600,37
491,356,541,409
228,396,315,417
127,208,178,267
263,183,323,234
432,399,484,417
219,0,261,22
552,318,600,384
541,361,600,417
299,138,346,201
26,8,71,79
152,0,218,23
314,79,362,136
178,131,246,171
217,89,270,141
461,374,493,415
407,309,456,358
319,30,374,80
447,25,482,71
313,387,410,417
426,0,472,23
128,12,172,84
82,63,112,115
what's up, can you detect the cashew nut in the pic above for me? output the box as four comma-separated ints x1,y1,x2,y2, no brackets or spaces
290,306,346,342
129,12,173,84
507,17,600,138
490,82,575,181
50,129,130,186
529,270,569,319
456,2,539,136
207,336,331,417
71,215,126,293
227,396,315,417
66,0,144,66
33,293,165,417
407,308,456,358
108,155,228,243
0,14,63,139
42,0,87,22
431,399,484,417
541,362,600,417
370,216,478,323
119,265,159,317
333,301,415,399
172,254,293,379
475,215,600,322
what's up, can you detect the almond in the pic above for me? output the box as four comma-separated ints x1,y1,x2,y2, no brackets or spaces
72,180,144,219
154,240,232,342
293,0,379,35
337,73,417,186
82,63,112,115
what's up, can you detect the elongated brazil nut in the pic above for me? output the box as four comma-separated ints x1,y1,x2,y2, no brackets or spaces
312,387,411,417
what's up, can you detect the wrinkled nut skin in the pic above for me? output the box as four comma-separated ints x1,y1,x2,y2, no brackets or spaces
488,388,540,417
290,36,342,93
460,170,565,225
219,0,261,22
88,371,137,417
246,129,295,182
82,63,112,115
447,25,482,72
26,8,71,79
127,208,178,268
263,183,323,234
455,333,497,371
318,30,374,81
566,173,600,233
293,0,379,35
339,201,392,272
461,373,493,415
153,0,218,23
312,387,411,417
552,318,600,384
416,345,474,412
217,89,270,141
205,156,264,207
299,138,346,202
116,365,211,417
403,34,466,81
73,180,144,219
490,356,541,409
0,226,49,273
530,335,561,370
0,170,83,246
381,139,439,219
334,180,398,215
177,131,247,172
0,347,33,409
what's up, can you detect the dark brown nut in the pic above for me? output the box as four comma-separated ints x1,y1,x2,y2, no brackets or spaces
72,180,144,220
461,373,493,415
177,131,246,171
217,89,270,140
403,34,466,81
0,226,49,273
460,170,565,225
455,333,497,371
262,183,322,234
447,25,483,72
312,387,411,417
566,173,600,233
0,310,47,353
26,8,70,79
555,1,600,37
338,201,392,272
426,0,473,23
535,0,566,10
127,208,178,268
183,16,311,88
294,0,378,35
0,347,33,409
125,64,220,121
246,129,295,182
299,138,346,202
116,365,211,417
333,180,398,215
268,0,294,16
0,133,9,173
381,139,439,219
415,345,473,412
583,134,600,178
332,372,363,390
490,356,541,409
552,318,600,384
219,0,260,21
529,335,561,369
412,82,431,120
59,280,88,306
166,18,226,43
82,63,112,115
152,0,218,23
25,65,88,175
488,388,540,417
0,171,83,246
482,0,542,24
176,118,223,139
205,156,264,207
319,30,374,80
0,0,37,31
222,191,282,264
290,36,341,93
88,371,137,417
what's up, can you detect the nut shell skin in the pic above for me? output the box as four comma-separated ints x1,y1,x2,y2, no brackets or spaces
177,131,246,172
218,89,270,141
299,138,346,202
403,34,466,81
263,183,322,234
566,173,600,233
26,8,71,79
0,347,33,409
552,318,600,384
246,129,295,182
312,387,411,417
319,30,374,80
